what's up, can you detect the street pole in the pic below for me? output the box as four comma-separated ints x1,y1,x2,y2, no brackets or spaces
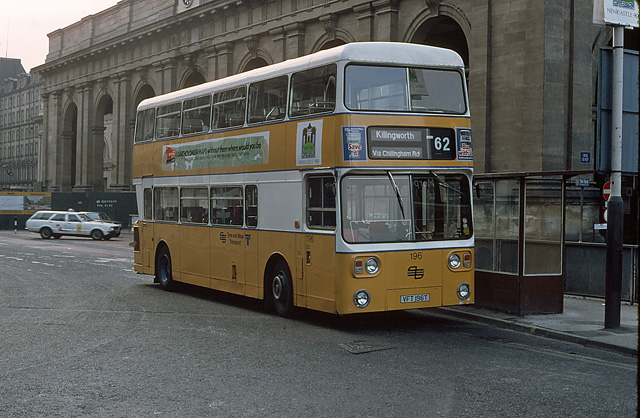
604,25,624,329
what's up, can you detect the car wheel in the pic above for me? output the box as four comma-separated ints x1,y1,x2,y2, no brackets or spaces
40,228,53,239
90,229,104,240
270,260,294,318
156,246,176,291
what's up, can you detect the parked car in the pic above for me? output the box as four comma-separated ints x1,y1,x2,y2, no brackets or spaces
25,210,122,240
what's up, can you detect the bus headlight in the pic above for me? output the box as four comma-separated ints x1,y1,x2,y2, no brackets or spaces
457,283,471,300
365,257,379,274
448,253,461,269
354,289,370,308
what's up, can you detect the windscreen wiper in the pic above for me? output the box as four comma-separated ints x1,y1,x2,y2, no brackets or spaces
387,171,406,219
429,171,463,196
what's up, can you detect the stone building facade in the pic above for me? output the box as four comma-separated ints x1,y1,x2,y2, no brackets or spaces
32,0,637,192
0,65,44,191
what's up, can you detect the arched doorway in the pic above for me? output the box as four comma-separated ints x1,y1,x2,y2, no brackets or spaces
409,15,469,72
182,71,206,89
61,103,78,190
134,84,155,110
242,57,268,73
319,39,346,51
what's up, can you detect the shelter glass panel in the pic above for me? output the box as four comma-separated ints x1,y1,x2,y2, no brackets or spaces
524,179,562,275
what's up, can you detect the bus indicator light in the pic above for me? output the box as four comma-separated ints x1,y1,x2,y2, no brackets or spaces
463,253,471,268
354,259,364,274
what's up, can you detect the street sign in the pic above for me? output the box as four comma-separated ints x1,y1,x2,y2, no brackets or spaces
578,178,590,187
594,0,640,28
603,181,611,200
580,152,591,164
603,208,608,223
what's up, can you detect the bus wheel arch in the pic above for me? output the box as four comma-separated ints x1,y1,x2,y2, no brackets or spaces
264,254,294,318
155,242,176,291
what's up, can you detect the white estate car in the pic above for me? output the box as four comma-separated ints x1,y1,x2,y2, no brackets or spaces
79,212,122,237
25,210,122,240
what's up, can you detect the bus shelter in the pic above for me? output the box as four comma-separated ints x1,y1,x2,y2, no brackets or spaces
473,171,590,315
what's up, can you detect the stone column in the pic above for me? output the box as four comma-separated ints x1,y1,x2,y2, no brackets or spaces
353,3,374,42
285,23,305,59
269,27,286,63
112,71,133,191
372,0,399,42
215,42,234,79
59,131,75,191
40,92,51,189
469,0,491,173
154,59,178,95
74,82,94,191
205,46,217,80
90,125,106,190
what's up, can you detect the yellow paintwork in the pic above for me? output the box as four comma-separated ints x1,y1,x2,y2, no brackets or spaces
132,114,472,179
132,112,473,314
133,219,474,314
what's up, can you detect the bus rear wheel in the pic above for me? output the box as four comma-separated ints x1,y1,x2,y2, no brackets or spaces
270,261,294,318
156,246,176,291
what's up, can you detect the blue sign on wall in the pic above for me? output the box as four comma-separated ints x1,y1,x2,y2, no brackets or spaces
596,48,639,174
580,152,591,164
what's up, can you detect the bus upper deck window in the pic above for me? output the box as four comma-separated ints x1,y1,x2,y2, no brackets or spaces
182,95,211,135
408,68,466,114
290,64,336,118
135,109,155,142
345,65,408,112
156,103,182,139
213,87,246,129
248,76,288,124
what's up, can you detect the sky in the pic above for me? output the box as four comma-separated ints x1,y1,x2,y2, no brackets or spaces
1,0,120,72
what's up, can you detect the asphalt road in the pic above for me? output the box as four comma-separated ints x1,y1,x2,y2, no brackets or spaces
0,231,636,417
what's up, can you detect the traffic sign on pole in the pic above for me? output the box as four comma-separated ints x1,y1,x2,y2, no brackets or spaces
602,181,611,200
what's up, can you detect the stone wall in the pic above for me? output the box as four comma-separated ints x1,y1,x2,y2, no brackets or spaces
32,0,618,191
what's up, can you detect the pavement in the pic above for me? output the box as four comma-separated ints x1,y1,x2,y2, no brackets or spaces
440,295,638,357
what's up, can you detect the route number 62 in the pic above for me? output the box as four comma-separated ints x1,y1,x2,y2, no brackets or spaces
434,136,451,151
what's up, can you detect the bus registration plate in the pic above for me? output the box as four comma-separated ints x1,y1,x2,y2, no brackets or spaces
400,293,430,304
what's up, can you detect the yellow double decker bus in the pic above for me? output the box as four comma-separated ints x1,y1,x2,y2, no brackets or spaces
132,42,474,316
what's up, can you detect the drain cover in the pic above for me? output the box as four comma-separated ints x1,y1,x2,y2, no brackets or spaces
339,340,393,354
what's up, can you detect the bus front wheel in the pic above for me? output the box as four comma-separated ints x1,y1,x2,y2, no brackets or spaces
270,261,294,318
156,246,176,291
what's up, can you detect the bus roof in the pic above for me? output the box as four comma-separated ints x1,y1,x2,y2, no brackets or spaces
137,42,464,111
